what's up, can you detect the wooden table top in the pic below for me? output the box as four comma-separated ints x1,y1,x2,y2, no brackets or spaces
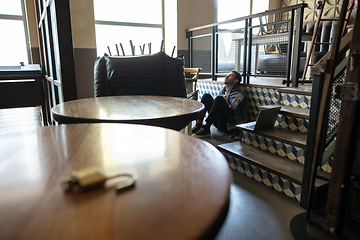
0,123,231,240
51,96,205,131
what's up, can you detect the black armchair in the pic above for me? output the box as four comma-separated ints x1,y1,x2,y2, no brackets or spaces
94,52,187,98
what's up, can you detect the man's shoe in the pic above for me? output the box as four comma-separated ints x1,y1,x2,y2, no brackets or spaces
191,124,203,134
192,127,211,137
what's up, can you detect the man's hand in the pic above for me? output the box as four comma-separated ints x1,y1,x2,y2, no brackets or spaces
222,93,230,107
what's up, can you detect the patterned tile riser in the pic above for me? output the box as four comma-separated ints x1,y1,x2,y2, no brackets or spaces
281,93,311,109
241,131,333,172
277,115,309,133
241,131,306,164
246,86,280,121
223,152,302,201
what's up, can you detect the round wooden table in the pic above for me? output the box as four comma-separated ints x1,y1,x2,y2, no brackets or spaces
51,96,205,130
0,124,231,240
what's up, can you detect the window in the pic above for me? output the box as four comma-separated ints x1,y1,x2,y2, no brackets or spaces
217,0,250,24
0,0,30,66
93,0,164,57
216,0,251,73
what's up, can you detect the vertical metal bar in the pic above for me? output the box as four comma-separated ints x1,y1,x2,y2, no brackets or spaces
287,11,289,32
300,74,324,209
161,0,165,46
286,9,295,87
186,31,193,68
243,19,248,84
215,29,218,81
247,18,252,84
212,26,217,80
291,6,304,87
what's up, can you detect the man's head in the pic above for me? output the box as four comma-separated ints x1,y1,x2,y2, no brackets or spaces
224,70,241,87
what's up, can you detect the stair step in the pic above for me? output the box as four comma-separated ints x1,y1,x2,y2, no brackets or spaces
236,125,307,148
218,141,303,185
278,87,312,96
218,142,330,185
280,106,310,119
259,105,310,119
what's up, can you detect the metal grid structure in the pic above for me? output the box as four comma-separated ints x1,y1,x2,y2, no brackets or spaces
250,23,290,76
326,69,345,143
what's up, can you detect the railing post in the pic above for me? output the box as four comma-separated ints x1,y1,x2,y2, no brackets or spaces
243,19,248,84
300,74,324,209
291,6,304,87
247,18,252,84
212,26,218,80
186,31,193,68
286,9,295,87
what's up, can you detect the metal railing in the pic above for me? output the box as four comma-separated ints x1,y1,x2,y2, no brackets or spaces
186,3,307,87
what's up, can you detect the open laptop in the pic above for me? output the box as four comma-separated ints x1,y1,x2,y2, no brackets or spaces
237,105,281,131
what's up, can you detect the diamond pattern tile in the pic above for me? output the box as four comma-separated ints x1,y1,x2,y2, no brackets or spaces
222,153,302,201
280,93,311,109
241,131,306,163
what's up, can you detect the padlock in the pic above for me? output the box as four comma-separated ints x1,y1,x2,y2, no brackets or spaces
61,166,137,193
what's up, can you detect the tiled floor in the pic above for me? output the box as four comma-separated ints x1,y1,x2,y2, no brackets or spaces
1,107,305,240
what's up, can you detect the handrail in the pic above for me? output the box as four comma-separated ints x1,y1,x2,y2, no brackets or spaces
186,3,307,32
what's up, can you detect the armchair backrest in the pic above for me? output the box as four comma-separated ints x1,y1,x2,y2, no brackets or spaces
94,52,186,98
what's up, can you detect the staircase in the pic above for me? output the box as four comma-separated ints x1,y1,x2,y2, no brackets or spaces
217,86,330,201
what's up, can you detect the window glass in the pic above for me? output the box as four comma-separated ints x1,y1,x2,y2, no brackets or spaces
94,0,163,57
217,0,250,73
217,0,250,30
217,0,250,22
0,0,22,15
95,25,162,57
93,0,162,24
0,19,28,65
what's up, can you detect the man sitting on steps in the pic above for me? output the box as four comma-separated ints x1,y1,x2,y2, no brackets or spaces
192,70,247,137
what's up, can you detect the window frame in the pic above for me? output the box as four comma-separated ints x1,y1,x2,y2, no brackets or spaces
0,0,32,64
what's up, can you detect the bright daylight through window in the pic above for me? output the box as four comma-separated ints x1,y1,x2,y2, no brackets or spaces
93,0,163,57
0,0,29,66
217,0,250,73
